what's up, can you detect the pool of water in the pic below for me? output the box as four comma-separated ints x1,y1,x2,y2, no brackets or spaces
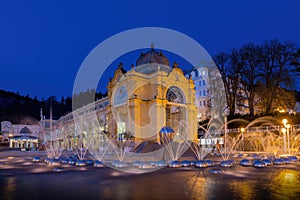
0,164,299,200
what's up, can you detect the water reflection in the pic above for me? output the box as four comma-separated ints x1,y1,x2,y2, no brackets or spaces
269,169,300,199
3,177,16,200
0,168,299,200
230,180,256,200
184,170,208,199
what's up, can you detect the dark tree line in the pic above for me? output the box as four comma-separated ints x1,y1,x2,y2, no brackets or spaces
214,40,300,116
0,89,107,124
72,89,107,110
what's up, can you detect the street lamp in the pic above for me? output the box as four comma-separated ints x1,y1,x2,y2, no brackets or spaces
282,119,288,126
282,119,291,155
286,124,291,154
241,128,245,141
281,127,287,154
241,128,245,151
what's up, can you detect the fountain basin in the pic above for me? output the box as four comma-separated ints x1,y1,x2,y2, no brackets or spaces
85,160,94,166
133,161,143,167
155,160,167,167
68,155,79,160
205,160,214,167
68,160,77,165
112,160,128,168
32,157,41,162
282,157,291,164
44,158,52,164
138,162,153,169
76,160,87,166
53,167,66,172
240,159,251,167
94,160,104,167
180,160,191,167
149,161,157,166
48,159,60,166
220,160,234,167
190,161,196,166
169,161,181,168
273,158,284,165
262,159,272,166
253,160,266,168
288,156,298,162
195,160,208,168
60,159,69,164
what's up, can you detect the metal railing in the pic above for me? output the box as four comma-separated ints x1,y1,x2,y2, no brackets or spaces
198,124,300,137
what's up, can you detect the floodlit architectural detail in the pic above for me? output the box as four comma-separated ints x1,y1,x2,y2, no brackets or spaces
107,48,198,143
0,120,41,149
3,47,197,149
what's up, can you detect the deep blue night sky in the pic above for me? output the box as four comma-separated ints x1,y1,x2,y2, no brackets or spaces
1,0,300,99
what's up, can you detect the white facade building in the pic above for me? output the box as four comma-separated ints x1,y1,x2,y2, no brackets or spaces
184,66,211,120
1,120,41,149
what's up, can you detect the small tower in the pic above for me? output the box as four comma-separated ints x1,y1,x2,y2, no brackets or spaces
40,108,43,121
150,42,154,49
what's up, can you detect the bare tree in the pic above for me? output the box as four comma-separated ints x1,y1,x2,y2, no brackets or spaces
215,40,298,116
291,48,300,78
214,49,244,116
258,40,297,114
239,43,261,116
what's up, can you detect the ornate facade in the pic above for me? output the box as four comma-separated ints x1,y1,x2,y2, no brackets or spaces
107,48,198,143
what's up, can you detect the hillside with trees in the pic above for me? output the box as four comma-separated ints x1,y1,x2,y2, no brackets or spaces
0,90,107,124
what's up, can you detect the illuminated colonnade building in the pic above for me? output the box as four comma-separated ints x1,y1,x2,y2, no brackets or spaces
51,47,198,146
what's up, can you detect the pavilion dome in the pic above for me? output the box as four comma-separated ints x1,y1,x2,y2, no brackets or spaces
20,126,31,134
136,46,170,66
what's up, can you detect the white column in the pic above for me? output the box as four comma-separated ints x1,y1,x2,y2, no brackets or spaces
30,140,33,148
26,140,28,148
283,133,286,154
287,128,290,155
9,139,13,148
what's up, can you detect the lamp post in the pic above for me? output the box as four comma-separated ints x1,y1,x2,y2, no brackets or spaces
241,128,245,151
282,119,290,155
281,127,287,154
286,124,290,155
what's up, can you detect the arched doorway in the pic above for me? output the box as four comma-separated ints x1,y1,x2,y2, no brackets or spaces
166,86,187,139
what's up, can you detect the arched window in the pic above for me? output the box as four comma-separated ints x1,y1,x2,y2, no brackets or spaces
203,80,206,86
199,101,202,107
203,90,206,96
166,86,185,104
191,71,195,79
114,86,128,105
